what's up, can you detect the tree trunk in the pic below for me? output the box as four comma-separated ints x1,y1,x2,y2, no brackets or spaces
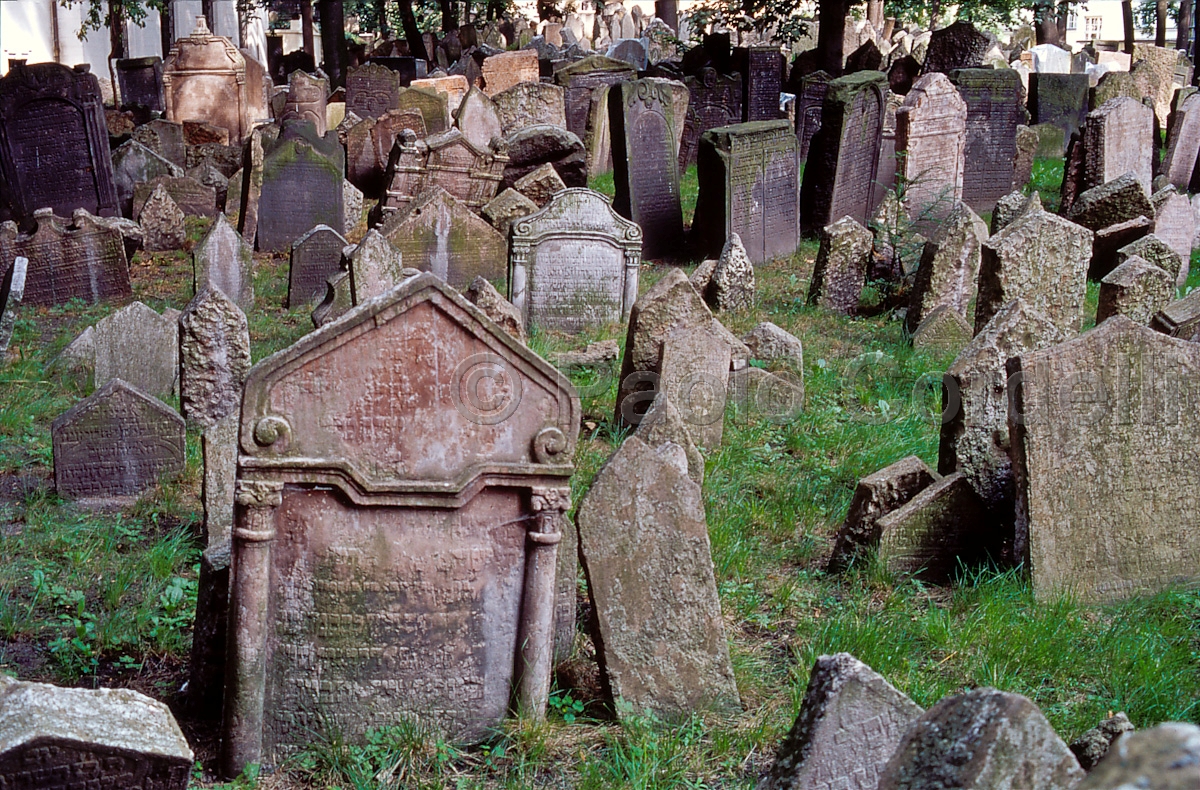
302,0,315,57
376,0,390,36
160,0,173,57
1123,0,1135,54
655,0,678,32
866,0,884,34
816,0,847,76
317,0,347,87
108,2,127,106
1177,0,1193,50
438,0,458,33
929,0,941,31
202,0,216,31
396,0,428,60
1156,0,1168,46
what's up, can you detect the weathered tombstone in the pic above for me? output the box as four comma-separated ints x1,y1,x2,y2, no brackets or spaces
282,70,329,136
0,256,27,352
1150,187,1194,285
455,86,504,151
193,213,255,310
922,21,992,73
794,70,829,163
288,224,348,308
219,273,579,776
758,653,924,790
576,434,740,718
509,187,641,332
0,678,192,789
895,73,967,222
975,208,1092,335
678,69,743,171
379,128,508,217
379,186,506,289
1009,317,1200,601
345,229,405,302
553,56,637,174
92,302,178,399
912,304,973,353
1013,124,1038,190
876,471,993,579
111,138,187,219
116,55,166,112
139,185,187,252
691,120,799,264
0,62,119,222
1097,255,1174,325
828,456,937,572
1076,723,1200,789
464,275,524,342
492,81,568,132
704,233,755,312
1117,233,1184,285
800,71,886,233
949,68,1023,213
808,216,873,315
501,124,588,190
1070,713,1136,772
608,38,650,71
1067,172,1154,231
609,78,685,259
411,73,470,114
346,109,430,196
1131,43,1182,126
133,175,217,219
659,320,732,450
179,287,252,430
1083,97,1154,192
257,121,345,253
512,163,566,207
346,62,401,119
482,187,538,236
52,378,185,505
906,201,988,333
1161,91,1200,189
877,689,1084,790
733,45,784,122
132,118,187,169
1028,73,1090,151
481,50,540,96
394,86,452,134
162,16,269,146
0,209,131,307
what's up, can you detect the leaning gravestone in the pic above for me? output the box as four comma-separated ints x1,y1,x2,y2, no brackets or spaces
0,256,27,352
0,208,131,307
876,471,992,580
288,224,347,308
257,120,345,253
379,186,506,289
679,68,743,171
1082,97,1154,192
110,139,184,218
553,56,637,174
346,62,402,119
912,304,973,353
52,378,186,505
0,678,193,789
609,78,685,259
691,120,799,264
482,187,538,236
1117,233,1184,285
0,61,119,222
905,201,988,333
92,301,178,399
1161,91,1200,190
949,68,1023,213
481,50,540,96
795,71,830,163
509,187,641,332
1150,187,1194,285
219,273,579,776
576,434,741,719
758,653,924,790
455,87,504,152
1097,256,1174,325
116,55,165,112
346,229,405,303
828,456,937,572
921,21,992,73
133,175,217,219
660,321,732,450
895,72,967,222
193,213,255,310
1009,317,1200,602
492,81,568,132
132,118,187,168
800,71,886,233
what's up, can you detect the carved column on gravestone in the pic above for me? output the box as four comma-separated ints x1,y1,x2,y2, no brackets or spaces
523,486,569,714
221,479,283,779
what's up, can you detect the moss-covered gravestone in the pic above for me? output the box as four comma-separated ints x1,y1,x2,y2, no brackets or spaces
256,119,345,253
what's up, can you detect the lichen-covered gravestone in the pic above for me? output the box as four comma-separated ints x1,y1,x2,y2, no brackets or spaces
346,229,405,302
92,301,178,399
808,216,873,315
895,73,967,222
0,209,131,307
509,187,641,333
876,471,992,580
256,120,345,253
140,184,186,252
482,187,538,236
1009,317,1200,601
828,456,937,572
905,201,988,334
576,434,740,719
659,320,732,450
52,378,185,505
1097,256,1174,325
1076,723,1200,790
379,186,505,290
220,273,579,777
949,68,1024,213
192,212,255,310
288,224,348,308
1083,97,1154,192
492,82,567,132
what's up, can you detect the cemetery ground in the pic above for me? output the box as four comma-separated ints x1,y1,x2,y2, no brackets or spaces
0,163,1198,789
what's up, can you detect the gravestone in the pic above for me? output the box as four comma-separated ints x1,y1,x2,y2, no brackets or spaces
906,201,988,333
705,233,755,312
808,216,873,315
0,256,27,352
1117,233,1184,285
1030,43,1071,73
257,120,345,253
282,70,329,136
1013,125,1038,190
1151,286,1200,339
367,56,427,86
481,50,540,96
553,56,637,174
609,78,685,259
464,275,524,341
922,21,992,73
139,185,187,252
1028,73,1090,150
1009,317,1200,601
800,71,886,233
679,68,744,170
1131,43,1181,126
1076,723,1200,789
0,679,192,790
608,38,650,71
1083,97,1154,192
179,287,252,430
1150,187,1194,285
895,73,966,222
691,120,799,264
482,187,538,236
116,56,165,112
346,62,401,119
509,187,641,332
379,186,506,289
828,456,937,572
1097,256,1174,325
876,471,992,580
0,62,119,222
92,302,178,399
52,378,186,505
0,209,131,307
346,229,405,302
878,689,1083,790
162,16,269,146
912,304,973,352
193,213,255,310
758,653,924,790
346,108,432,196
132,118,187,169
133,176,217,219
733,45,784,122
410,73,470,114
512,163,566,207
288,224,348,308
1161,91,1200,189
344,179,364,233
379,128,508,218
975,208,1092,335
576,434,740,718
659,321,732,450
502,124,588,190
492,81,568,132
949,68,1023,213
395,86,452,134
794,70,830,163
219,273,579,776
455,87,503,151
111,139,185,218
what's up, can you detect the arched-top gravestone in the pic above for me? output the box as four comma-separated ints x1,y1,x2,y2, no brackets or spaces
221,273,580,778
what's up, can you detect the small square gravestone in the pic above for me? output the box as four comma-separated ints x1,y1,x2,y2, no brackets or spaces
288,224,348,308
481,50,540,96
379,186,506,289
0,209,131,307
257,120,345,253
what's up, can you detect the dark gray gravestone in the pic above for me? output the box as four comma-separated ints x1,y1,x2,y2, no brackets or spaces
346,62,402,119
795,70,830,162
288,224,348,307
116,56,165,112
801,71,886,234
950,68,1024,213
922,21,992,73
553,55,637,159
692,120,799,264
610,79,685,259
0,62,119,222
256,120,345,253
51,378,185,505
368,56,427,86
111,139,184,218
1029,73,1090,152
0,209,131,307
679,68,743,171
132,118,187,169
734,45,784,122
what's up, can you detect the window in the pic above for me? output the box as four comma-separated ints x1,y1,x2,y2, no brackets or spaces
1085,16,1102,38
1067,10,1077,30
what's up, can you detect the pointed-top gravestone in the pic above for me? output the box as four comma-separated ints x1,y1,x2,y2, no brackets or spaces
1097,256,1174,325
193,213,255,311
808,216,873,315
140,184,186,252
288,224,348,308
912,304,973,353
379,186,505,289
906,201,987,333
455,86,504,152
52,378,186,505
705,233,755,312
1161,91,1200,190
347,229,405,303
0,256,28,353
92,301,178,399
179,287,251,429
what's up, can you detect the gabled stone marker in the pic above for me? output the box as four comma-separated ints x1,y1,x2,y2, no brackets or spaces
576,435,740,719
220,273,579,777
1097,256,1174,325
877,471,993,581
193,213,255,311
705,233,755,313
92,301,179,399
829,456,937,572
0,678,193,789
1116,233,1184,284
139,184,186,252
379,186,506,289
758,653,924,790
912,304,973,353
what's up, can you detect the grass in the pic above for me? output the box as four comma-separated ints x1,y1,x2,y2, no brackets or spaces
1,174,1198,788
